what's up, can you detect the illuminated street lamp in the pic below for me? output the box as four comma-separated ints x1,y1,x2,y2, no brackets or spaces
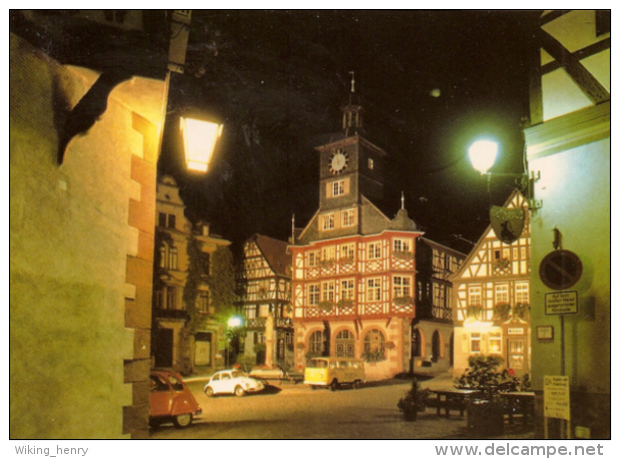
467,137,541,210
228,316,242,328
180,116,224,172
468,139,499,174
226,315,242,367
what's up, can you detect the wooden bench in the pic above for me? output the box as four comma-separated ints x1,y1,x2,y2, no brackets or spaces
429,389,482,418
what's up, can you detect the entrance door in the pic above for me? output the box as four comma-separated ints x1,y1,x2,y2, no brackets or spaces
154,328,173,368
507,339,525,370
335,330,355,358
194,332,212,366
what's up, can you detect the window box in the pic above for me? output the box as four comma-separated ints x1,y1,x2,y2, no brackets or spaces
339,256,355,265
466,305,484,320
393,250,414,261
336,298,355,309
493,302,512,322
513,302,530,320
394,295,414,306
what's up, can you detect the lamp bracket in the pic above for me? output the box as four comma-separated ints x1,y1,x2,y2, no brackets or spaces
527,170,543,211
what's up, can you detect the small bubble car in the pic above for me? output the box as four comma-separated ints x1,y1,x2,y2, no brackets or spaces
149,369,201,428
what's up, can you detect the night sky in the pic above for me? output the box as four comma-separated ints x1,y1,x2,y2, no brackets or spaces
157,10,541,254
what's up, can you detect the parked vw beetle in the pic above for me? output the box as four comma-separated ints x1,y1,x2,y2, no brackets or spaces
150,369,201,428
203,369,265,397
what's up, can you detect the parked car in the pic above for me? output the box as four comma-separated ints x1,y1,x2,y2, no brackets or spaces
149,369,201,428
304,357,365,390
203,369,265,397
250,365,304,384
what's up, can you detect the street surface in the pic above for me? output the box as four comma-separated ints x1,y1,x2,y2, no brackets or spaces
150,379,472,439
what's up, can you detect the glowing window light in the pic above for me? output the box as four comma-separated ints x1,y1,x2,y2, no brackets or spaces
180,116,223,172
468,139,499,174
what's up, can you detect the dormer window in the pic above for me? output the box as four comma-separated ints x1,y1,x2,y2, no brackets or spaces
322,213,335,231
368,158,374,170
342,208,356,227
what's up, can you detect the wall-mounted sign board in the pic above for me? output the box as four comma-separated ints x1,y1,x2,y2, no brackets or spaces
545,290,578,315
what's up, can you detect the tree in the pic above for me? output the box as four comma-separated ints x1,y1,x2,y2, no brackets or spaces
209,245,236,321
183,233,203,332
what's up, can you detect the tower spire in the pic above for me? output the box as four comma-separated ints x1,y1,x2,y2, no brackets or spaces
341,70,363,137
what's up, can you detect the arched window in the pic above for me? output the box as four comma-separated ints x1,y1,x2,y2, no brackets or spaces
431,330,441,363
309,331,324,355
335,330,355,358
364,329,385,356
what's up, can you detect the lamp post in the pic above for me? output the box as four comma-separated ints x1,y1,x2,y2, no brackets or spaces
226,316,242,367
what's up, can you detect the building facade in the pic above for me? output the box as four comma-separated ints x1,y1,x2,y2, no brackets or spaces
10,11,171,439
524,10,610,438
152,175,231,375
415,238,465,373
290,84,462,380
451,191,531,377
236,234,293,368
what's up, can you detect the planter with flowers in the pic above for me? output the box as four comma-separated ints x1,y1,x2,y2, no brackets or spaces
393,250,414,261
513,302,530,320
394,296,414,306
493,302,512,322
466,305,484,320
397,379,431,421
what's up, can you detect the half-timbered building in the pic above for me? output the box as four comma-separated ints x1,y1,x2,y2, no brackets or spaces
525,10,610,438
290,80,464,380
414,238,466,372
236,234,293,368
451,190,531,376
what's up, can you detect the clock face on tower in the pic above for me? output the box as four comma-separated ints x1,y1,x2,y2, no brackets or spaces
329,149,349,175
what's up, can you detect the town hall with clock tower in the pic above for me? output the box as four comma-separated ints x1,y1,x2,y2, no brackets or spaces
289,76,464,380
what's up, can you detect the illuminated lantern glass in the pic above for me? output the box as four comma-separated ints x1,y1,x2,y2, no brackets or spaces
180,116,223,172
228,316,242,328
468,139,499,174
